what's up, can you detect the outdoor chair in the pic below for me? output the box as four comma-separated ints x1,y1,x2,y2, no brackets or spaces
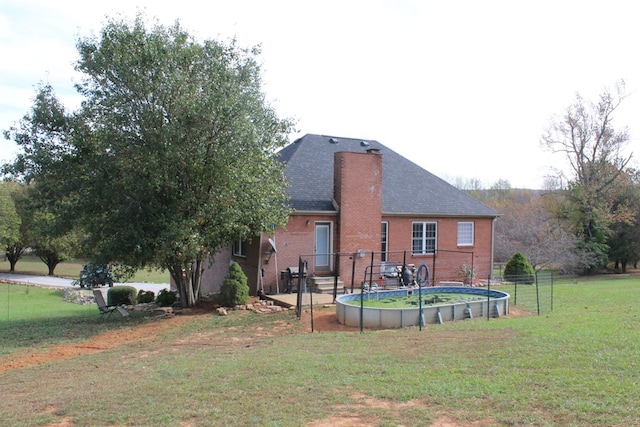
93,289,129,317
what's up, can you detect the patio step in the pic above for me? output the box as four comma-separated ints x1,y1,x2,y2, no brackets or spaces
310,275,344,294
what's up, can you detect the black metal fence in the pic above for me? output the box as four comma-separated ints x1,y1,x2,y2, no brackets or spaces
292,252,554,331
488,271,554,315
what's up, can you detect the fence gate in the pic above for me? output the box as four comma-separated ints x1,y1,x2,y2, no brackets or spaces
489,271,553,315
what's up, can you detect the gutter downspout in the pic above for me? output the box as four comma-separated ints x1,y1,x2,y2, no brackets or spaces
257,233,264,294
490,217,496,281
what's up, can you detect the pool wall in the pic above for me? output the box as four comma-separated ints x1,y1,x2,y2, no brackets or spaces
336,286,510,329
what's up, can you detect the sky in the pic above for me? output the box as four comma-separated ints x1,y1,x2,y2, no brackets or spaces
1,0,639,189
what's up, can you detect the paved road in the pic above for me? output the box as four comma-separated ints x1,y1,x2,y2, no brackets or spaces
0,273,171,294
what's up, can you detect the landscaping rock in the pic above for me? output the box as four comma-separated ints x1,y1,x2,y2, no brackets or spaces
63,288,94,305
154,307,174,317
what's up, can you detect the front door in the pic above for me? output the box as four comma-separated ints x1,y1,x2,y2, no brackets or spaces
314,222,332,272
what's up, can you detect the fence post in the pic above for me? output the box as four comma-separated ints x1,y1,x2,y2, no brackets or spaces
333,252,340,302
295,257,305,319
360,279,364,334
487,275,491,321
432,249,437,286
551,272,554,312
535,271,541,316
350,254,357,294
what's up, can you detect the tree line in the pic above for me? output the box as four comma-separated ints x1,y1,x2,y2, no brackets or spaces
470,81,639,273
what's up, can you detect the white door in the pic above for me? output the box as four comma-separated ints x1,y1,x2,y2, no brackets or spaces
314,222,332,272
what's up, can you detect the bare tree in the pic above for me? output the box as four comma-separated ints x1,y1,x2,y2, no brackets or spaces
492,190,585,273
542,81,632,189
541,81,633,271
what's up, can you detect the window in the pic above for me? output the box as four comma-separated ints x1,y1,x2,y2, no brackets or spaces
381,222,388,262
412,222,436,255
457,222,474,246
232,239,247,257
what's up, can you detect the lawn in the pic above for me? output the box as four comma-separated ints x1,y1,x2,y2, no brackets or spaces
0,276,638,426
0,255,170,283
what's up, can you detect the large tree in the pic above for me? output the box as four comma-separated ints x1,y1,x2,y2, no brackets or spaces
541,81,633,272
4,15,293,306
3,89,81,275
0,182,22,271
27,205,80,276
606,168,640,272
0,182,34,272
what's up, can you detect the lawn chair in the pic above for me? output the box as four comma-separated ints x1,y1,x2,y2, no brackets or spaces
93,289,129,317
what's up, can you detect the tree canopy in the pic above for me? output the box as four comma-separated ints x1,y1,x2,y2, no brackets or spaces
4,15,293,305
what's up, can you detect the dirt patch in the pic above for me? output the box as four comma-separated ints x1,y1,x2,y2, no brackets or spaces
0,314,190,375
301,306,360,333
2,300,529,374
308,414,496,427
307,392,497,427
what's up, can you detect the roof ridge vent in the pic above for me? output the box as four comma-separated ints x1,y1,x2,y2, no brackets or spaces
329,137,339,144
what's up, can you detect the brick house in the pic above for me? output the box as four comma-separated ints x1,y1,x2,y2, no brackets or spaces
225,134,499,296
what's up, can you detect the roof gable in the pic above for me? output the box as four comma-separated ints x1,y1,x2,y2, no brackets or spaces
278,134,498,217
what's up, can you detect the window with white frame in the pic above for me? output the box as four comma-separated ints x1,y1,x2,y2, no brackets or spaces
381,221,388,262
232,239,247,257
412,222,436,255
457,222,474,246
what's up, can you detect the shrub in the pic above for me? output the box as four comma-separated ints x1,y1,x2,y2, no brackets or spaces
107,285,137,306
156,288,178,307
218,261,249,307
137,289,155,304
504,252,535,284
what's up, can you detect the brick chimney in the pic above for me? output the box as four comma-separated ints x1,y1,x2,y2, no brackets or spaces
334,150,383,257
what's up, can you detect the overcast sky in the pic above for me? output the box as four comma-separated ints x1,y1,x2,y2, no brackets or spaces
1,0,638,188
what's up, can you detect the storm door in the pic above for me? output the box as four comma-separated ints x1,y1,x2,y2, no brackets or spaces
314,222,332,272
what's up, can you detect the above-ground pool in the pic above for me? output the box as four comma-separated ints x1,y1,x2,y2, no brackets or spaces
336,286,510,329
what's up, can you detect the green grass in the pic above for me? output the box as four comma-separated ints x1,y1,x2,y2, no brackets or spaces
1,276,639,426
0,284,154,355
0,255,170,283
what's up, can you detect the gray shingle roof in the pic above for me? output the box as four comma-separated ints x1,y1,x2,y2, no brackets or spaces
277,134,498,217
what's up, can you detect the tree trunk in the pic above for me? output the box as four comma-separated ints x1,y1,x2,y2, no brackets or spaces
169,256,205,308
39,253,61,276
6,245,24,273
47,263,58,276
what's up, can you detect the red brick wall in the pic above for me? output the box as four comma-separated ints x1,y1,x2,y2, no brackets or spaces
236,214,494,293
246,214,337,293
382,216,494,285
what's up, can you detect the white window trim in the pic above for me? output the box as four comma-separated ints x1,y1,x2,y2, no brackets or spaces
457,221,475,246
232,239,247,257
412,221,437,255
381,221,389,262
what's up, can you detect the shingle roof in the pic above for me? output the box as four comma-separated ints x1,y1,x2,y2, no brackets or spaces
277,134,498,217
